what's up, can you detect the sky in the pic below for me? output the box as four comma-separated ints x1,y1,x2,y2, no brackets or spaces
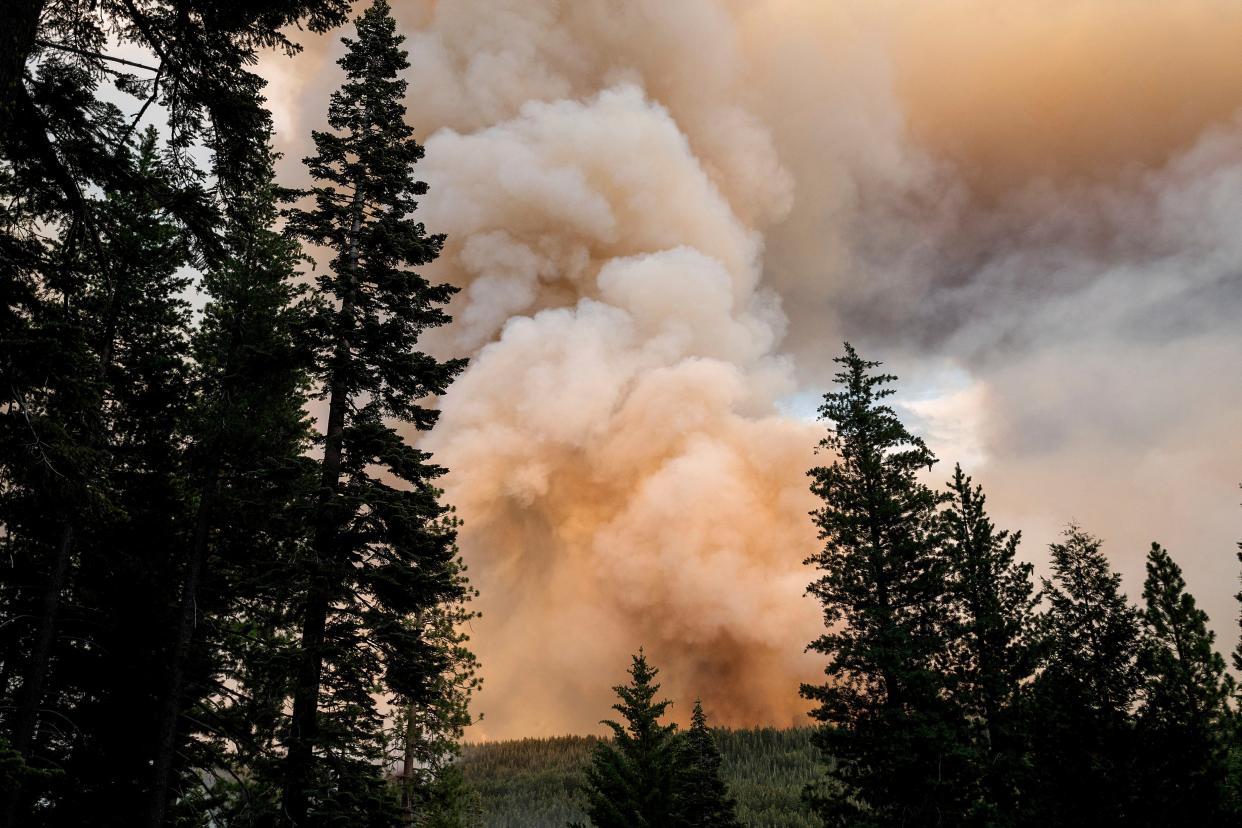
259,0,1242,740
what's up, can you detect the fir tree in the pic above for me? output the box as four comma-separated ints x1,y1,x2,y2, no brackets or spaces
1231,500,1242,817
0,96,122,825
1,130,195,825
56,131,198,826
671,700,741,828
1133,543,1233,826
801,344,962,827
144,127,317,827
1028,525,1144,826
415,765,483,828
578,650,681,828
278,1,470,823
397,575,483,825
941,464,1038,825
1234,489,1242,678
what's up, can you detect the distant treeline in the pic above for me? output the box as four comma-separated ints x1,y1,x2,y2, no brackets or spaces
460,728,822,828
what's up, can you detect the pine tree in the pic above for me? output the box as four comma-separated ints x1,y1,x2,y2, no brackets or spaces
1234,489,1242,678
671,701,741,828
1132,543,1233,825
143,127,318,827
578,650,681,828
1028,525,1144,826
0,188,109,825
941,464,1038,825
53,130,198,826
0,89,124,825
801,344,962,827
1,130,196,824
417,764,483,828
278,1,470,823
397,573,483,825
1230,501,1242,818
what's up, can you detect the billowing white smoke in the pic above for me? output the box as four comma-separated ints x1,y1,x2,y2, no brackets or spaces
416,84,822,737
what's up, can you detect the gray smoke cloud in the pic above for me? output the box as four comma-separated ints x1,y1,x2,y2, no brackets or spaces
261,0,1242,738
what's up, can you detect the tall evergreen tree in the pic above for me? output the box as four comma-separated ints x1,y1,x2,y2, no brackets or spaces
0,93,129,826
1234,490,1242,678
1133,543,1233,826
0,185,109,826
144,128,317,827
396,577,483,825
3,0,350,244
578,650,685,824
671,701,741,828
1028,525,1144,826
1,130,195,825
577,650,681,828
801,344,962,827
277,1,470,823
941,464,1038,825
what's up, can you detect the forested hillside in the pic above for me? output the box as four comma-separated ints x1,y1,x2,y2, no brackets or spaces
459,728,823,827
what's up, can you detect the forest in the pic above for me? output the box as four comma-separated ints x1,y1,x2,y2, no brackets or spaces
457,728,822,827
3,0,1242,827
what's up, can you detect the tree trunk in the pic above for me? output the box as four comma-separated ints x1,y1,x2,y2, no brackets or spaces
144,460,220,827
0,0,44,146
279,188,364,826
401,704,419,821
0,523,74,828
280,348,350,825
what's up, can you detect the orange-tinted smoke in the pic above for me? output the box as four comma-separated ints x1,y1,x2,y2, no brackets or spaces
260,0,1242,739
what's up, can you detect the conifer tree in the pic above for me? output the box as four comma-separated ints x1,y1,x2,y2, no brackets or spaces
1231,503,1242,816
144,126,317,827
415,765,483,828
0,100,123,825
801,344,962,827
1133,543,1233,825
54,131,198,825
1,130,195,824
1234,491,1242,678
3,0,350,244
941,464,1038,825
671,700,741,828
397,580,483,824
578,650,682,828
278,1,470,823
1028,526,1144,825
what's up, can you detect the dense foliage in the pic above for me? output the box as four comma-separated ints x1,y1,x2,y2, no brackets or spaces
276,2,472,823
575,650,683,827
673,701,742,828
0,2,475,826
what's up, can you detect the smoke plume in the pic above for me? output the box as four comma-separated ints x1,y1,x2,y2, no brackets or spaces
265,1,1242,738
